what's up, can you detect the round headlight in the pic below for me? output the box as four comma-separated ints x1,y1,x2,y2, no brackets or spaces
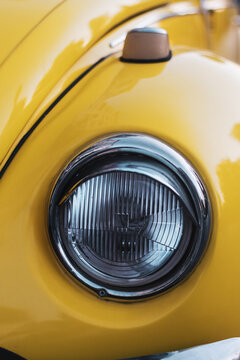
49,134,211,300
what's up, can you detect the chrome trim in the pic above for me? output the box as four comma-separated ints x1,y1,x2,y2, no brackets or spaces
109,0,236,49
124,338,240,360
49,134,211,301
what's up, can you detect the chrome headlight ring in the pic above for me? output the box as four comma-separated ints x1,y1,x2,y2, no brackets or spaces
48,133,211,300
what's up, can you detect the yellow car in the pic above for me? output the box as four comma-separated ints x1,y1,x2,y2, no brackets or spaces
0,0,240,359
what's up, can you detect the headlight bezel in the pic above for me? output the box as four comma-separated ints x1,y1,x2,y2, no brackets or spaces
48,133,211,300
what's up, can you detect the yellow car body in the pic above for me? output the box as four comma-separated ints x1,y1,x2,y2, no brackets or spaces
0,1,240,359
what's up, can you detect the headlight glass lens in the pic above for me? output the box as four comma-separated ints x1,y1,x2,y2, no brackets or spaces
61,171,188,284
49,134,211,300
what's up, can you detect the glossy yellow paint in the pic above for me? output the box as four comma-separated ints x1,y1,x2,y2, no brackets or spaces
1,47,240,360
1,1,236,173
157,13,207,49
0,0,64,66
1,1,235,171
0,0,168,165
0,1,240,360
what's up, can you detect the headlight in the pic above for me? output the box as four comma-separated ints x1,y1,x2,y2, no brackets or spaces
49,134,211,300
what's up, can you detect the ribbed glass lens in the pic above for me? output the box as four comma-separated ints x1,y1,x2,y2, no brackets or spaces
60,171,184,285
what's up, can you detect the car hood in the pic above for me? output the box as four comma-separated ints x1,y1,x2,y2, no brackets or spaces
0,0,64,67
0,0,163,169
